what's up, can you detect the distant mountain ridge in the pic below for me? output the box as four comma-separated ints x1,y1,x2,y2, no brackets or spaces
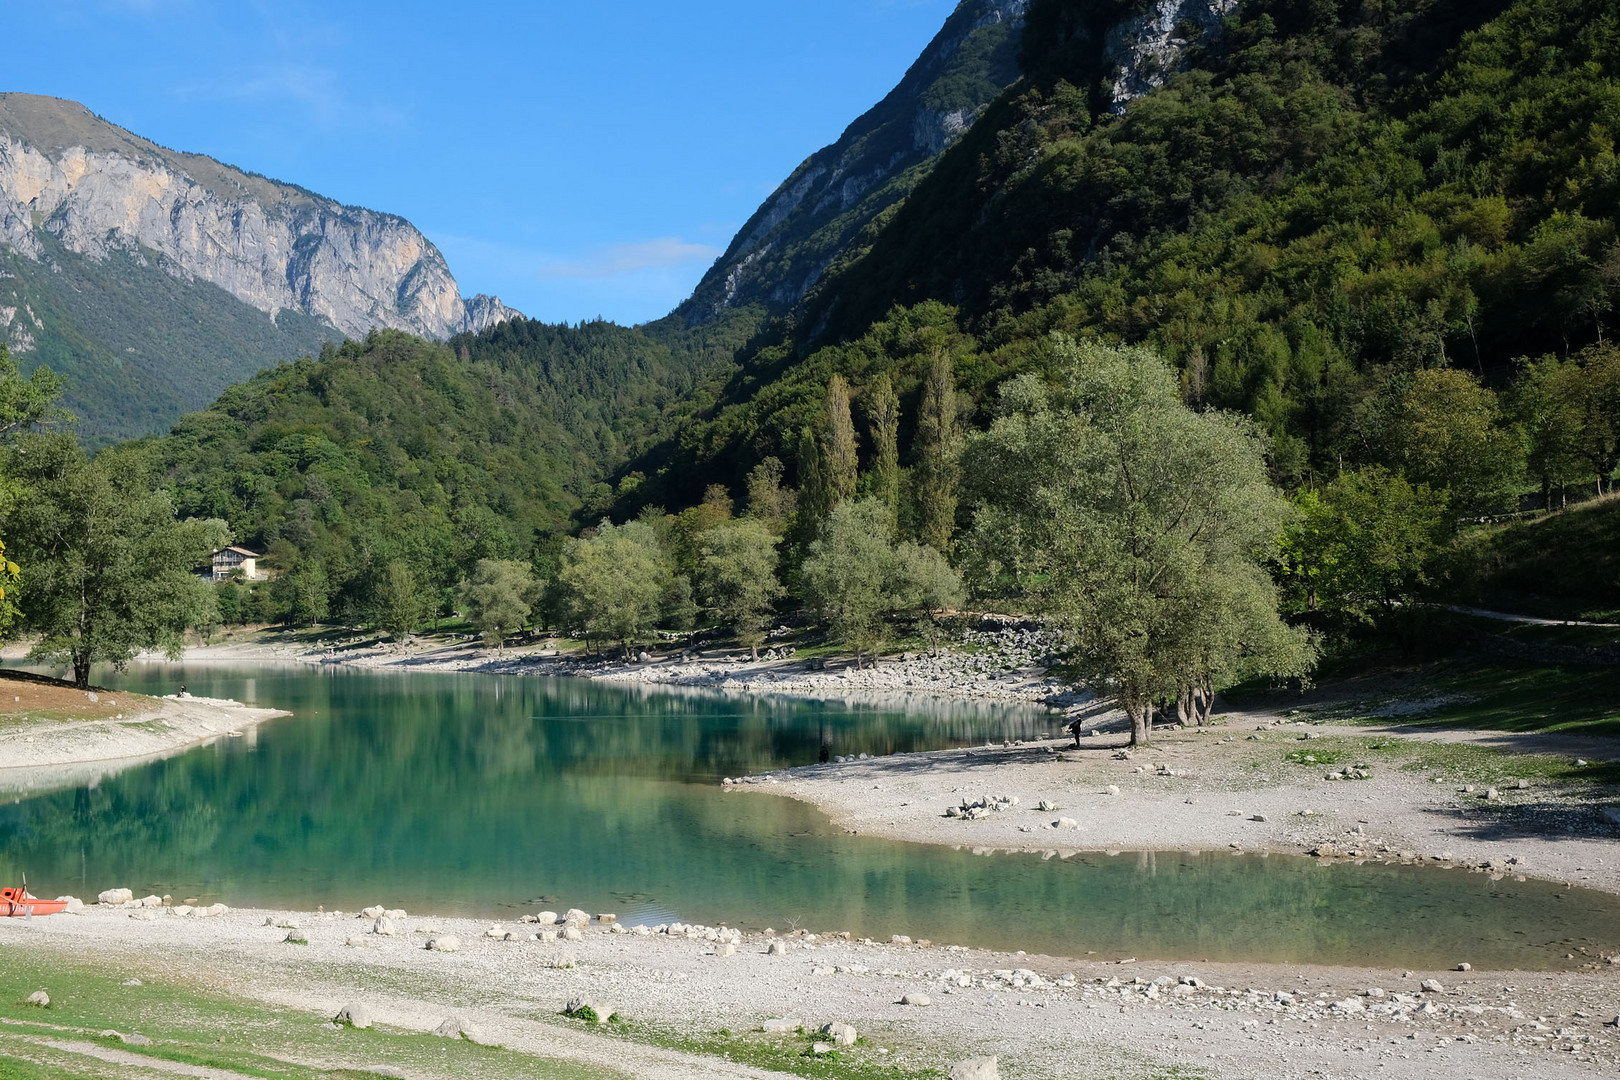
677,0,1031,324
0,92,520,439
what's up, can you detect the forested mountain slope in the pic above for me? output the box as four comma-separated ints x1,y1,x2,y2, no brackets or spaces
624,0,1619,508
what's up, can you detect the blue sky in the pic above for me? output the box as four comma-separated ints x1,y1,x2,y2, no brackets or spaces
7,0,962,325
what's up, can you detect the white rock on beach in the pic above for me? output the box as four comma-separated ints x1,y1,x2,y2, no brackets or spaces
426,935,461,953
24,990,48,1007
536,910,559,925
822,1022,858,1045
900,993,932,1006
334,1003,372,1029
55,896,85,914
761,1018,802,1035
950,1057,1000,1080
563,908,590,928
361,905,385,919
374,916,396,936
98,888,133,905
432,1017,479,1040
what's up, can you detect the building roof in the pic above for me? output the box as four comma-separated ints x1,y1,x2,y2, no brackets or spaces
215,546,263,558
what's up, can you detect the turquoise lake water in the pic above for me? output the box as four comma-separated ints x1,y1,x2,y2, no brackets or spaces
2,663,1616,970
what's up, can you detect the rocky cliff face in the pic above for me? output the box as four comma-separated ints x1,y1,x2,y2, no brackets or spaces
679,0,1032,324
1105,0,1239,111
0,93,519,346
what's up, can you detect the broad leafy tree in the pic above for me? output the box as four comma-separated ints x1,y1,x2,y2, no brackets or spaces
803,498,966,667
5,435,223,686
375,558,425,640
458,558,536,649
555,520,668,653
698,518,783,659
964,339,1313,745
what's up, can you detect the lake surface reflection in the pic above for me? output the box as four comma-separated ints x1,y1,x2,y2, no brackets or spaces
2,664,1615,970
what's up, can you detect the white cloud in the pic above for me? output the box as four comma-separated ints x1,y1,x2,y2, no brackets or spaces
536,237,723,280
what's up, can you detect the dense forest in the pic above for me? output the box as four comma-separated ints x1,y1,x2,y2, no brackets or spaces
625,0,1620,507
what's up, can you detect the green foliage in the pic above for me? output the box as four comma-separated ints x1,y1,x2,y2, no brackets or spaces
1374,370,1524,515
911,350,960,551
375,558,425,639
3,433,224,685
963,339,1313,743
1442,493,1620,621
273,559,330,628
555,520,671,651
697,518,784,658
861,373,900,514
822,375,859,510
1277,467,1451,634
801,498,966,665
458,558,537,648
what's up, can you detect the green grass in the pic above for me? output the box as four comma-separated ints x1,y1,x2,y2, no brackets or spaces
625,1022,940,1080
1444,496,1620,623
1259,733,1620,790
0,947,623,1080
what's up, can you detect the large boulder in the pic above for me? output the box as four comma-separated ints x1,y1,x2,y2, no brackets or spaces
562,908,590,928
821,1022,857,1046
97,888,133,905
426,935,460,953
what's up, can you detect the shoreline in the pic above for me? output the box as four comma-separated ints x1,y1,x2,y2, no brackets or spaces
0,681,288,797
4,897,1616,1080
737,726,1620,898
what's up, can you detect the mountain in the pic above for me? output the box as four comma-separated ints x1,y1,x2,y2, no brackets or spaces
617,0,1610,513
676,0,1032,324
0,93,520,441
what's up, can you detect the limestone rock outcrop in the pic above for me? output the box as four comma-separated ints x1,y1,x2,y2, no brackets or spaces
0,93,518,346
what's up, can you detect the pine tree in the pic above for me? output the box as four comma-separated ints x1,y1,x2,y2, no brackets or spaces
913,351,960,552
865,373,900,516
824,375,859,508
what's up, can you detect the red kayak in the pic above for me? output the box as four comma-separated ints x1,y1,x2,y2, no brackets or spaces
0,885,66,917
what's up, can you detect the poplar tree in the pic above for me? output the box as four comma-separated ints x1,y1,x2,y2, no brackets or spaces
795,426,828,525
824,375,859,508
913,351,959,552
865,373,900,515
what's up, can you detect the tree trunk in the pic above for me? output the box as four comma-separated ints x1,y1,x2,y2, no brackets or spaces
1129,701,1151,746
751,642,759,661
72,652,92,689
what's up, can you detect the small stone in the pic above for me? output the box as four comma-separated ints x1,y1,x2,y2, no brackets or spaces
283,931,308,945
121,1032,153,1046
24,990,48,1007
374,916,396,936
98,888,133,906
563,908,590,928
822,1022,857,1046
432,1017,478,1040
1420,979,1443,993
426,935,460,953
811,1041,834,1055
1250,814,1267,823
767,940,788,956
1484,788,1499,801
1105,785,1120,796
334,1003,372,1029
1057,817,1079,829
900,993,932,1006
1515,778,1529,789
1037,800,1058,812
345,936,372,948
361,905,385,919
563,927,583,941
761,1017,802,1035
949,1056,1000,1080
536,910,558,925
596,913,617,925
890,935,912,945
1456,963,1471,972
